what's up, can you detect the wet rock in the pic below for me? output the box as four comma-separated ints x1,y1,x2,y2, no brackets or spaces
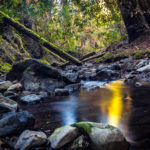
61,135,90,150
65,83,81,93
6,59,72,92
0,95,18,112
65,65,79,72
137,64,150,72
73,122,129,150
14,130,47,150
96,65,106,73
0,111,35,137
7,83,22,92
136,60,149,69
93,69,120,81
82,85,100,92
0,81,12,92
108,64,121,71
20,94,42,103
62,72,79,83
39,91,48,98
135,82,142,87
23,69,66,92
49,125,78,149
55,88,69,96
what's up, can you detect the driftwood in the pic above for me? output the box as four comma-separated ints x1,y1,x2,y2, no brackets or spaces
0,11,82,65
82,51,105,62
60,52,96,67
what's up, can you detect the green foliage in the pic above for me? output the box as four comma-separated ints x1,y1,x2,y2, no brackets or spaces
96,52,111,63
1,0,126,54
0,62,12,73
133,51,145,59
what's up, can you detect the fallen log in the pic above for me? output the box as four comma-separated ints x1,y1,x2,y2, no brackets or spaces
82,51,105,62
0,11,82,65
60,52,96,67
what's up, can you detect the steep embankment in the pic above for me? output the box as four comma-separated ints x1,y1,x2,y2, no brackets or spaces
0,22,63,74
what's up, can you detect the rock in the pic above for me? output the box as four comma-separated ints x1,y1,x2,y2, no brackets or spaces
136,60,149,69
93,69,120,81
23,69,66,92
6,59,72,92
55,88,69,96
120,58,133,64
135,82,142,87
0,111,35,137
49,125,78,149
62,135,90,150
65,83,81,93
14,130,47,150
62,72,78,83
39,91,48,98
108,64,121,71
0,95,18,113
20,94,42,103
7,59,69,81
73,122,129,150
82,85,100,92
96,65,106,73
0,81,12,92
137,64,150,72
7,83,22,92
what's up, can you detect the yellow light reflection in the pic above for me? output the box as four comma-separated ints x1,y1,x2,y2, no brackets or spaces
105,80,124,127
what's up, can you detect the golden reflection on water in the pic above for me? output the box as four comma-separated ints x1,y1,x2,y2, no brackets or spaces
105,80,131,127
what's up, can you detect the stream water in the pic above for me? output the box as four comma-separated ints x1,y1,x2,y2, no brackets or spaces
20,80,150,148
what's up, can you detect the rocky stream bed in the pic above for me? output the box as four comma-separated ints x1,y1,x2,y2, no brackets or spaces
1,58,150,150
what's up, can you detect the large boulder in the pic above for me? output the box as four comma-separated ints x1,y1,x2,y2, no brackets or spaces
73,122,129,150
49,125,78,149
0,111,35,137
6,59,72,92
0,95,18,113
14,130,47,150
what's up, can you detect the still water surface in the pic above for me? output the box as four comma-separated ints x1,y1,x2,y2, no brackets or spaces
20,80,150,148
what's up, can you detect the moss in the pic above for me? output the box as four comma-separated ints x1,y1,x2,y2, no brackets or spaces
0,63,12,73
133,51,145,59
39,58,50,65
114,53,128,60
96,52,111,63
72,122,93,134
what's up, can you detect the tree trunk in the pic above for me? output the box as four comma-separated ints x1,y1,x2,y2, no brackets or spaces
118,0,150,42
0,11,82,65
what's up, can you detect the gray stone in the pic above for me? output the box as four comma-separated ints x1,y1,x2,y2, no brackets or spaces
7,83,22,92
15,130,47,150
65,83,81,93
96,65,106,73
62,72,78,82
0,111,35,137
55,88,69,96
0,81,12,92
108,64,121,71
20,94,42,103
136,60,149,69
49,125,78,149
94,69,120,81
74,122,129,150
0,95,18,112
137,64,150,72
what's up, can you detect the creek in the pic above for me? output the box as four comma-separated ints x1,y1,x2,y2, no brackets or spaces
20,80,150,147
